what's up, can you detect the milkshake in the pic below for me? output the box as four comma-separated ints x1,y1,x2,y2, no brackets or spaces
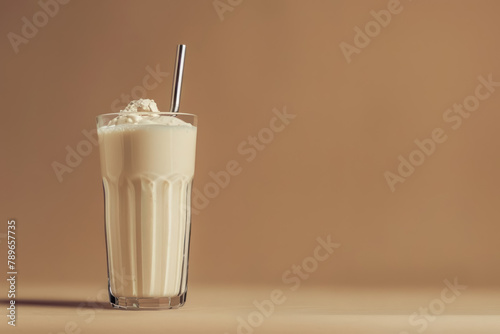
97,99,197,309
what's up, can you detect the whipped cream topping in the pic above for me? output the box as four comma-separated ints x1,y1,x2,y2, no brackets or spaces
121,99,159,113
105,99,192,127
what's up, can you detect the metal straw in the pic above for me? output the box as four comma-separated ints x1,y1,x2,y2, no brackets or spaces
169,44,186,113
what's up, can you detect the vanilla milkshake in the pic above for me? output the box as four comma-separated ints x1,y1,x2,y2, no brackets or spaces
97,99,197,309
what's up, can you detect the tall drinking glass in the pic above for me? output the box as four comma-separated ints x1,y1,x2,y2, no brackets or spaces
96,112,197,310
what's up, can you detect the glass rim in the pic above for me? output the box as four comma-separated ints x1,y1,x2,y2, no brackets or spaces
96,112,197,118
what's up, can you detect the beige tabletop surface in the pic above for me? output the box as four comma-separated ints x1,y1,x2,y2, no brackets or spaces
2,284,500,334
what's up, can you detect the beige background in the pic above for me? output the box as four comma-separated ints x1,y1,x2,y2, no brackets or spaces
2,0,500,296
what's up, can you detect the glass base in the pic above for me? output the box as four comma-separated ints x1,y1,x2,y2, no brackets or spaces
109,291,187,310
